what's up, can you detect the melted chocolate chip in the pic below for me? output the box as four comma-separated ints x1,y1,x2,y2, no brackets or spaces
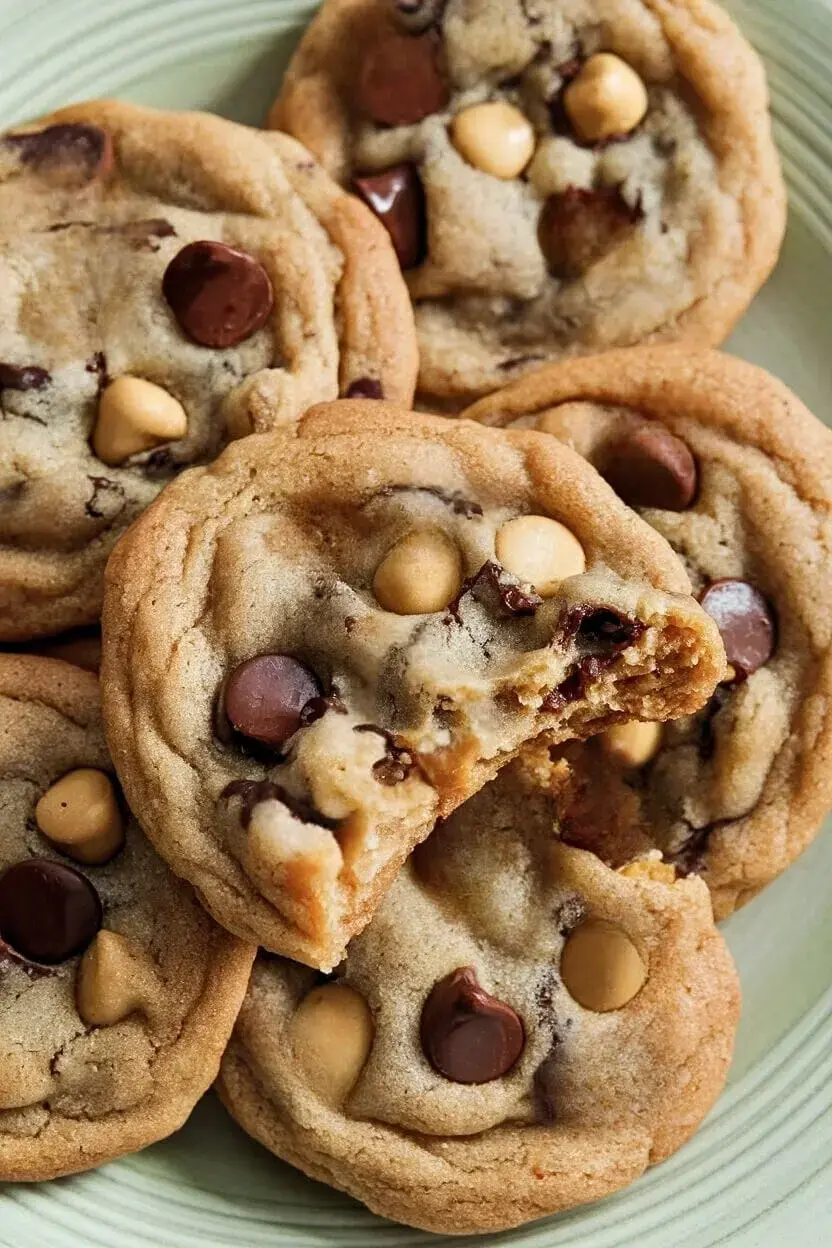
221,779,339,831
447,560,543,622
0,363,50,391
538,186,641,279
542,655,611,711
699,581,776,679
299,690,348,726
0,859,102,964
561,605,644,651
6,123,113,183
669,825,712,877
533,1057,559,1124
345,377,384,400
420,967,525,1084
353,164,426,271
354,724,417,786
697,686,733,761
497,353,546,372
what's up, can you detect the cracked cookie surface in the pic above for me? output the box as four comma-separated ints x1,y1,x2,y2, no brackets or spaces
0,655,254,1181
272,0,785,401
466,346,832,917
101,400,723,968
217,750,739,1235
0,99,416,640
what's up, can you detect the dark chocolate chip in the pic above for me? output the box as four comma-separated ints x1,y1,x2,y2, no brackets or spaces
163,240,274,349
420,967,525,1084
356,29,448,126
354,724,417,786
542,655,610,711
223,655,322,751
538,186,640,279
353,164,426,270
5,123,113,184
447,560,543,622
0,363,50,391
345,377,384,400
221,779,339,831
601,425,697,511
699,580,776,678
561,605,644,651
0,859,102,965
299,690,348,726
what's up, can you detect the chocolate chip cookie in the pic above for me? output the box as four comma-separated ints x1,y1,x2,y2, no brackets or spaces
0,655,254,1181
466,346,832,917
272,0,785,402
0,99,417,641
101,400,724,968
217,751,739,1235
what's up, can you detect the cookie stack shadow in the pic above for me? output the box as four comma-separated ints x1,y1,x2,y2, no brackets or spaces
0,0,830,1237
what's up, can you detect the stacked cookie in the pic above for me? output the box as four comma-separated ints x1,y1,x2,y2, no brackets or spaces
0,0,829,1237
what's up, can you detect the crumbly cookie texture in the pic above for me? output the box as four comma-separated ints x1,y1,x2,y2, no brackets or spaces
101,401,724,969
272,0,785,401
0,99,416,641
217,751,739,1235
0,656,254,1182
465,346,832,918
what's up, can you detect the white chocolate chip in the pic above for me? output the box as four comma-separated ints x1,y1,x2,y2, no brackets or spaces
75,930,162,1028
560,918,647,1012
290,984,374,1104
564,54,649,144
93,376,188,466
450,102,535,180
601,721,662,768
373,529,463,614
495,515,585,597
35,768,124,865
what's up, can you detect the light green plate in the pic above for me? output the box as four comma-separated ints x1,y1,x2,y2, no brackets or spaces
1,0,830,1243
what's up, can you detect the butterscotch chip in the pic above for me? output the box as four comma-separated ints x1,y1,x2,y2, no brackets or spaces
563,54,649,143
76,930,162,1027
373,529,463,614
290,984,374,1104
93,377,188,466
35,768,124,865
601,721,662,768
450,103,535,181
560,918,647,1012
619,858,676,884
495,516,585,597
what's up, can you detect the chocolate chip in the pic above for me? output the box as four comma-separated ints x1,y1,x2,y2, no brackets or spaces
299,690,348,726
420,967,525,1083
162,241,274,349
5,123,113,184
221,779,339,831
601,425,697,511
561,605,644,651
345,377,384,400
0,363,50,391
447,560,543,622
354,724,417,786
356,29,448,126
353,164,426,270
669,825,712,877
538,186,640,279
0,859,102,964
223,655,322,751
542,655,610,710
699,581,776,679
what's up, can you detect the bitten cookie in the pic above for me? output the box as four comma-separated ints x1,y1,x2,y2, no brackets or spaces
466,346,832,918
0,656,255,1181
102,401,724,968
0,99,416,640
272,0,785,401
217,752,740,1235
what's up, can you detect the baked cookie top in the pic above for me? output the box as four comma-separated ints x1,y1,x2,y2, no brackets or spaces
0,99,416,640
102,400,724,968
466,346,832,917
273,0,785,401
0,655,254,1182
217,751,739,1236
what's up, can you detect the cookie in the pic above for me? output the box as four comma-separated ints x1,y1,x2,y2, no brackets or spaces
0,99,416,641
0,655,255,1181
465,346,832,917
217,751,739,1235
101,399,724,968
4,624,102,672
272,0,785,402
